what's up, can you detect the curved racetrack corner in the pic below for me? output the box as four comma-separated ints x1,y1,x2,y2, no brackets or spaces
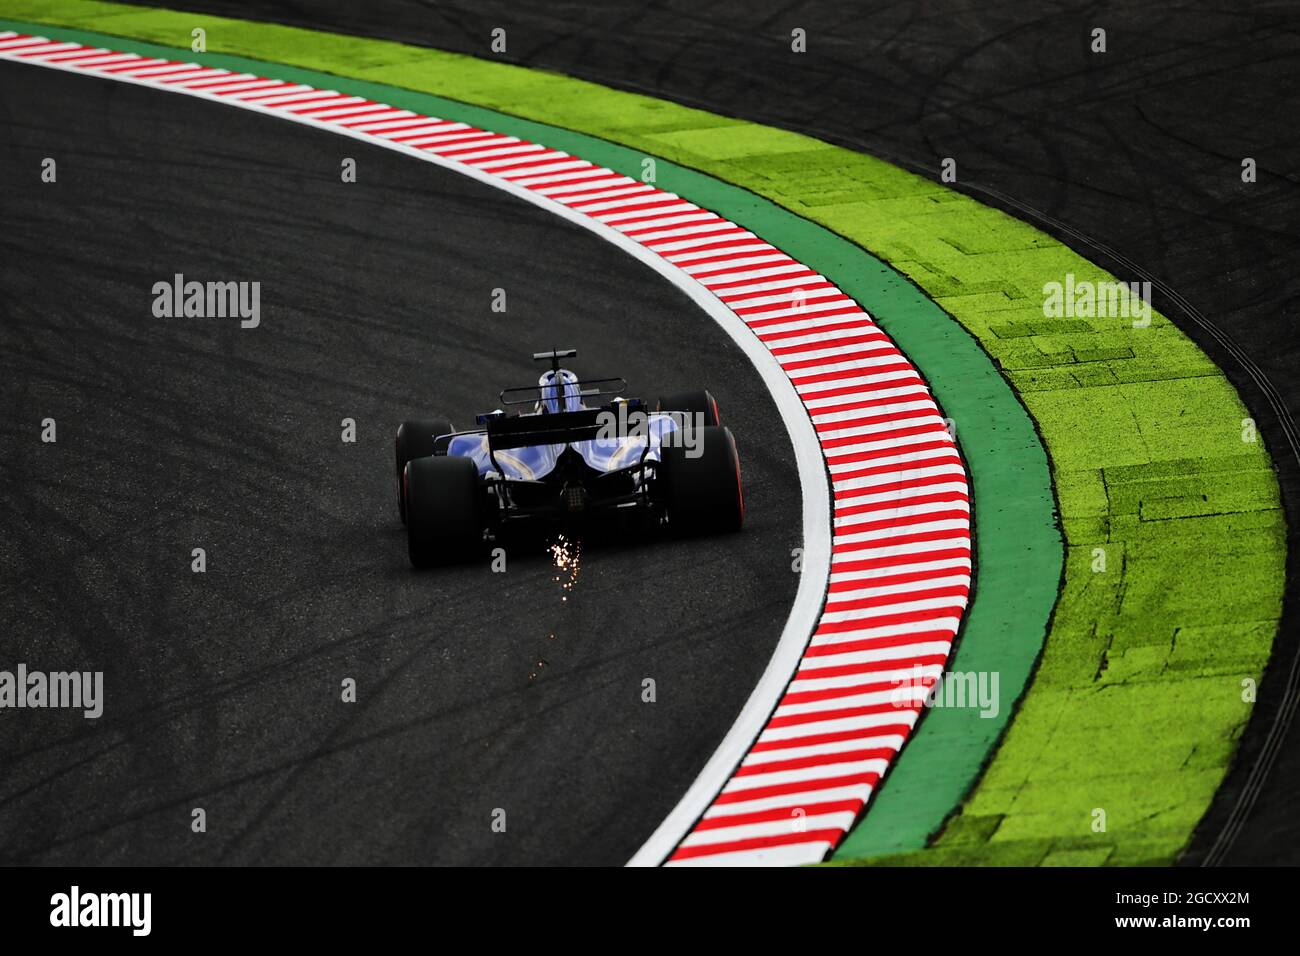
125,0,1300,866
0,61,801,865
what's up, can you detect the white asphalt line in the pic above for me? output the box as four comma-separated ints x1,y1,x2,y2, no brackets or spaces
1,36,971,868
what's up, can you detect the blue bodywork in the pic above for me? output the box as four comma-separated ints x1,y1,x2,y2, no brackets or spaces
446,368,681,481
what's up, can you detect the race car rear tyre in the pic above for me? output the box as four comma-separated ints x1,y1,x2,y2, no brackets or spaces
396,418,452,525
660,424,744,535
405,455,483,567
657,389,721,428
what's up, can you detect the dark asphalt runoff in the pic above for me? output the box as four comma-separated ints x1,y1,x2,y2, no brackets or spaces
0,61,802,865
121,0,1300,865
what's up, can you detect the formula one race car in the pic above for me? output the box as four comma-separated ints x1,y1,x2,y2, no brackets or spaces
394,350,743,567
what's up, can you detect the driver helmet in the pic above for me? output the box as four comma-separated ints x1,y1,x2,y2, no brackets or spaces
537,368,582,414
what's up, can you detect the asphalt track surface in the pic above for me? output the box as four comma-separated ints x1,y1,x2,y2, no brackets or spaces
120,0,1300,865
0,61,803,865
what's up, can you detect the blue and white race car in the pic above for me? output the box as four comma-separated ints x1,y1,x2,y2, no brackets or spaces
394,349,744,567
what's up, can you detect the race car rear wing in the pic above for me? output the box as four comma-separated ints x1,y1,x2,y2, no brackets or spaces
484,408,609,450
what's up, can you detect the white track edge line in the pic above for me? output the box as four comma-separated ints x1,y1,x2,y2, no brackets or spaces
1,47,834,868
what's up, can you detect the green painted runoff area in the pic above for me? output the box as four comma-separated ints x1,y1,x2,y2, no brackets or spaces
4,1,1283,865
